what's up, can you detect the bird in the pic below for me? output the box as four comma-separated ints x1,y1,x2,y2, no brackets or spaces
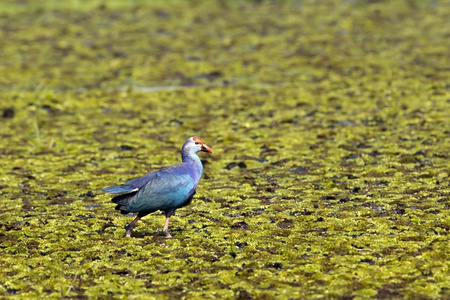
103,136,212,238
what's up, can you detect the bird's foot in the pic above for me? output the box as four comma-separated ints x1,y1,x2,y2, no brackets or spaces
125,224,133,238
163,229,172,239
123,215,141,238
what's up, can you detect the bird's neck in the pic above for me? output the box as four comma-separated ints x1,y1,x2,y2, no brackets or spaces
181,151,203,176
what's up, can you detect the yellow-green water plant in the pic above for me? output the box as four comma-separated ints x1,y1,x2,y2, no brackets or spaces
0,0,449,299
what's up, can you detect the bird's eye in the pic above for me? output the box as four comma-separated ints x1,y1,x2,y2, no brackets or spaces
194,141,200,145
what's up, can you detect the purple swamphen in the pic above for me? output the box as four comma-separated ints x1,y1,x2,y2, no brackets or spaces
103,137,212,238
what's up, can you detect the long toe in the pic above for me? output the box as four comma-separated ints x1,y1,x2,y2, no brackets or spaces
125,224,133,238
163,229,172,239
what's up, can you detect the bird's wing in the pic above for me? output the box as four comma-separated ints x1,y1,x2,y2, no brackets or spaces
126,166,196,212
149,167,192,195
102,172,158,195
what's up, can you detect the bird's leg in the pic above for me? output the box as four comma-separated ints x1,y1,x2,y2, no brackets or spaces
163,217,172,239
125,215,141,238
163,209,176,238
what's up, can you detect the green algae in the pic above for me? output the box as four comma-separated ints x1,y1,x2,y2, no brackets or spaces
0,0,449,299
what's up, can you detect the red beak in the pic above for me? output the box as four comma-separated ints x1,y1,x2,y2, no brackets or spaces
201,144,213,153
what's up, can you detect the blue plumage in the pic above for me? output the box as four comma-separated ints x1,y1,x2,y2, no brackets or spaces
102,185,138,194
103,137,212,238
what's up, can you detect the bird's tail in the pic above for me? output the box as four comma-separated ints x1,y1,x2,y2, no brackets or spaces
104,184,139,214
102,185,137,194
111,193,137,214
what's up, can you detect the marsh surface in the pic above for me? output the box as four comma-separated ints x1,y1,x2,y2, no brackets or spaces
0,0,449,299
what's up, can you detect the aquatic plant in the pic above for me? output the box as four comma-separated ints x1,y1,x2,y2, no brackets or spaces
0,0,448,298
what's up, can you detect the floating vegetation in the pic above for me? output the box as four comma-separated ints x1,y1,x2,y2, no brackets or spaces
0,0,449,298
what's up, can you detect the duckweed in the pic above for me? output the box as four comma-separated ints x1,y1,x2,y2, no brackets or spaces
0,0,449,298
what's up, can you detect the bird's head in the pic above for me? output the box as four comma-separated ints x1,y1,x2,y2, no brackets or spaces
184,136,213,154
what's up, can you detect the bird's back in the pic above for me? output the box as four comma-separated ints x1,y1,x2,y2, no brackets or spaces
108,163,198,214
